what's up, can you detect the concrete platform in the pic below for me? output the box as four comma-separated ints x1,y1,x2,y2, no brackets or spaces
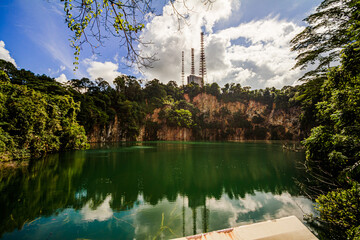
172,216,318,240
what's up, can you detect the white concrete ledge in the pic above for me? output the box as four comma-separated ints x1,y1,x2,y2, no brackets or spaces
172,216,318,240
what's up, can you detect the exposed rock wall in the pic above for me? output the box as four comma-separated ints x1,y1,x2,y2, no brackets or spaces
87,115,145,142
87,115,122,143
87,93,302,142
156,126,193,141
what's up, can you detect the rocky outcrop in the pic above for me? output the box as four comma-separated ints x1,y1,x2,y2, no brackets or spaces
87,115,122,142
191,93,268,120
87,115,145,142
87,93,302,142
156,126,193,141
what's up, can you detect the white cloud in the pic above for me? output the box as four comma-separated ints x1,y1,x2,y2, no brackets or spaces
55,73,68,84
81,195,113,221
215,17,304,88
139,0,304,89
0,41,17,67
85,59,122,84
138,0,237,83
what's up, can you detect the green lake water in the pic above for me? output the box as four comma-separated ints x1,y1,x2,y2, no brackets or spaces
0,141,315,239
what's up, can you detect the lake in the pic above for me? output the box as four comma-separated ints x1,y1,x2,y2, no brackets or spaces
0,141,315,239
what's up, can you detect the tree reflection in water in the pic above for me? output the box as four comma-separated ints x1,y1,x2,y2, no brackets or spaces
0,142,315,239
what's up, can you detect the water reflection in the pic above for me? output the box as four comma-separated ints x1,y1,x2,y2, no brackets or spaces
81,195,113,222
0,142,315,239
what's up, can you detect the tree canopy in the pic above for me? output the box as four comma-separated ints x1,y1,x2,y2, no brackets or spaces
61,0,153,69
290,0,359,80
61,0,214,69
0,70,88,161
295,1,360,239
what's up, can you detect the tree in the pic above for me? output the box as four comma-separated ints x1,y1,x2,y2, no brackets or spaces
292,1,360,238
95,77,111,92
0,70,10,83
315,181,360,239
221,83,230,94
124,76,143,101
205,82,220,97
69,77,93,92
62,0,153,69
0,71,88,161
300,12,360,240
143,79,167,102
160,108,194,128
290,0,359,80
183,82,201,99
61,0,215,69
165,80,182,101
114,75,126,94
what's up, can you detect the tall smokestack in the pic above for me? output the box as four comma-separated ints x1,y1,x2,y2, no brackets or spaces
199,32,206,87
181,51,185,86
191,48,195,75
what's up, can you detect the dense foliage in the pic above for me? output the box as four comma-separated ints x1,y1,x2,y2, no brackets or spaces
293,0,360,238
0,69,88,161
301,46,360,239
315,181,360,239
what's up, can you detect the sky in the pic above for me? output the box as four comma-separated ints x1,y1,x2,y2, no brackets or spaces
0,0,322,89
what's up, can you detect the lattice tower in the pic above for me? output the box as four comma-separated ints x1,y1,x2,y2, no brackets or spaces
181,51,185,86
191,48,195,75
199,32,206,87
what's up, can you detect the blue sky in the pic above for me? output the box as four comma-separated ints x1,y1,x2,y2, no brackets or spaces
0,0,322,88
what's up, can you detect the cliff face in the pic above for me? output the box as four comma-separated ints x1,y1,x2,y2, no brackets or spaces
88,93,302,142
156,126,193,141
194,93,300,137
87,115,121,143
87,115,145,142
192,93,266,120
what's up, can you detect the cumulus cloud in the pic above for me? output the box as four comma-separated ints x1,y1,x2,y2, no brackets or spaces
55,73,69,84
0,41,17,67
216,17,304,88
139,0,304,89
84,59,122,84
138,0,237,83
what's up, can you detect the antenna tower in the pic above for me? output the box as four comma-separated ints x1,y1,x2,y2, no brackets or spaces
181,51,185,85
191,48,195,75
199,32,206,87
